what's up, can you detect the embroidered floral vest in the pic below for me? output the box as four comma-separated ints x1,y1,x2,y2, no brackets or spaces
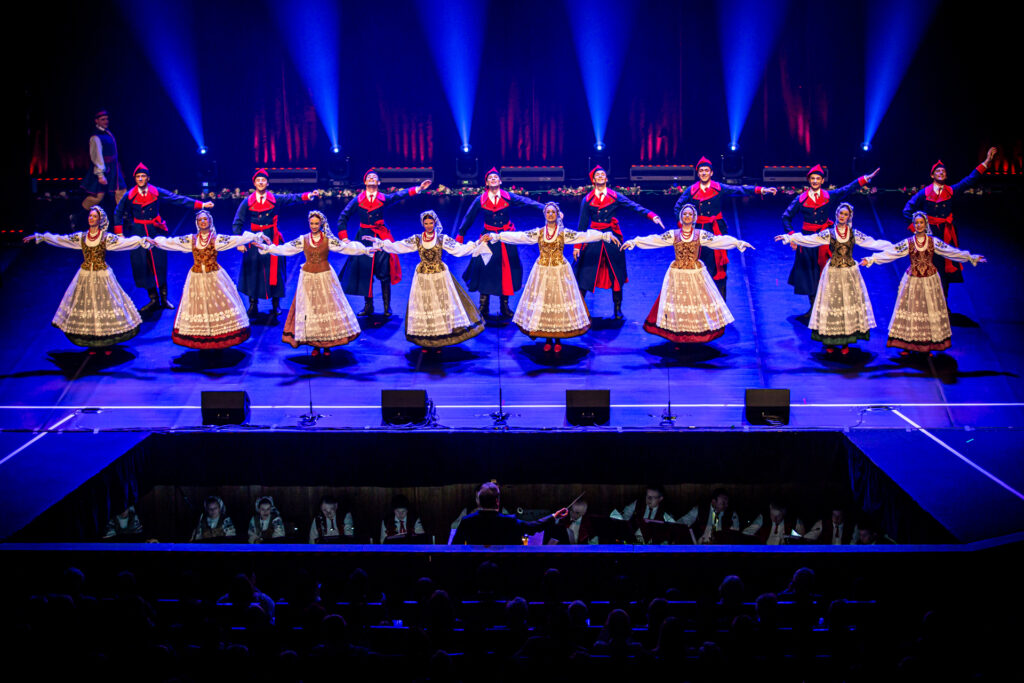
829,228,856,268
538,230,569,266
80,232,108,271
671,232,702,270
190,234,220,273
417,234,445,274
908,236,937,277
302,234,331,273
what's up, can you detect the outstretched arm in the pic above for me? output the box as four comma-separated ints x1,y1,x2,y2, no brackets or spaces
622,231,674,250
781,195,801,233
372,236,419,255
442,235,493,262
272,190,320,209
156,186,207,211
616,193,663,227
258,238,305,256
564,228,618,246
775,230,830,248
495,229,540,246
852,230,893,252
830,170,876,203
336,196,360,240
29,232,84,249
215,232,262,251
719,183,777,198
860,239,909,267
933,238,985,265
701,231,754,252
104,234,148,251
508,191,546,211
455,199,482,243
151,235,194,252
329,235,372,255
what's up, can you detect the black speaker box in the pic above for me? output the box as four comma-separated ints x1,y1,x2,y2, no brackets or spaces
201,391,250,425
566,389,610,426
382,390,428,425
745,388,790,425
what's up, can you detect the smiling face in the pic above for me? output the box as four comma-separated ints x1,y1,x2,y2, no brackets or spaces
544,205,559,223
87,209,101,229
196,214,211,231
697,165,713,183
95,114,109,129
364,173,379,190
913,215,928,233
254,177,268,192
592,170,608,186
422,216,435,232
485,172,501,189
258,503,272,520
808,173,824,190
836,207,851,226
645,489,664,511
309,215,322,233
931,166,947,183
134,172,149,188
680,206,697,226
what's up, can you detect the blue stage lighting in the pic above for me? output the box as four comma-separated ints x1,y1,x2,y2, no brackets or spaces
272,0,341,149
198,146,208,156
567,0,636,151
594,141,606,152
861,142,872,152
331,145,341,155
416,1,486,150
716,0,789,150
729,142,739,152
863,0,939,149
460,143,472,154
117,0,205,150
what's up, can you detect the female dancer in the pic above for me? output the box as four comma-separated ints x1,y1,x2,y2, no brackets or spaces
861,211,985,355
622,203,753,344
257,211,371,356
774,203,892,354
494,202,619,352
23,206,144,353
370,210,491,350
148,210,263,349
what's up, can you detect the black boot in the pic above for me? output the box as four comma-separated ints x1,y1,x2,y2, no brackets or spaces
500,295,514,318
479,295,490,317
381,280,392,316
247,297,259,317
612,289,624,320
160,286,175,310
271,297,281,317
359,297,374,317
139,289,159,315
715,277,727,301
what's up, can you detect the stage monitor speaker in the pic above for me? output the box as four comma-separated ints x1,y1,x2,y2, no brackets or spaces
566,389,610,426
745,388,790,425
201,391,250,425
382,390,428,425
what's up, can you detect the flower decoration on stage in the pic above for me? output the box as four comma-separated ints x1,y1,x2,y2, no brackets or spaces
549,186,588,197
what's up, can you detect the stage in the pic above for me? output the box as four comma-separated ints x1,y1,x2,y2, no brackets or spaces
1,190,1022,544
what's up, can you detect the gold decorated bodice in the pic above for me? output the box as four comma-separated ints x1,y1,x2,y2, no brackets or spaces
671,232,702,270
908,236,937,277
417,234,445,274
829,229,856,268
538,231,568,266
80,232,108,271
302,234,331,273
191,234,220,273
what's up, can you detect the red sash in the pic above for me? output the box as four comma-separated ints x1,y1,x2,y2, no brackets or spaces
134,217,166,289
802,220,833,268
484,222,515,295
588,219,623,291
361,221,402,287
696,213,728,279
253,217,283,286
928,215,959,273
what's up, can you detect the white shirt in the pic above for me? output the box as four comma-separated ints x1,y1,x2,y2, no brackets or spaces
808,189,820,203
89,127,107,176
767,521,786,545
486,190,501,204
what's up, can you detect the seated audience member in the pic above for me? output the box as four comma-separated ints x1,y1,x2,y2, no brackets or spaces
218,573,276,624
191,495,236,541
857,518,896,545
103,505,144,539
248,496,286,543
552,499,598,544
379,494,425,543
824,507,858,545
743,501,819,545
309,495,354,543
679,488,741,544
451,482,567,545
592,608,647,658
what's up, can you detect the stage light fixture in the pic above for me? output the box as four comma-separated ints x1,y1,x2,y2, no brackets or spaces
460,143,472,154
728,142,739,152
331,145,341,154
861,142,872,152
326,151,350,184
197,146,208,155
722,150,744,180
455,152,479,184
594,141,606,152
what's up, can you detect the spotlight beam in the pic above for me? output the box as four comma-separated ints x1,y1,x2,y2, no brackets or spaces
416,0,486,149
716,0,789,148
863,0,939,147
566,0,636,149
117,0,205,149
271,0,342,149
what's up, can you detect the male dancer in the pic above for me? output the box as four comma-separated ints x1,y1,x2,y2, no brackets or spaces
232,169,320,319
902,147,997,300
114,163,212,314
673,157,777,300
575,166,663,319
337,170,430,316
782,165,879,316
455,167,544,317
81,110,126,212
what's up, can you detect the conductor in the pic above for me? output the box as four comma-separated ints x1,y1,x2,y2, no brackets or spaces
451,483,568,545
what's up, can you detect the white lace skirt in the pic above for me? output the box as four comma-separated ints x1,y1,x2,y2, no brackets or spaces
52,267,142,347
405,266,484,347
283,269,360,348
172,268,250,349
646,265,734,339
886,272,952,352
809,262,875,344
514,260,590,338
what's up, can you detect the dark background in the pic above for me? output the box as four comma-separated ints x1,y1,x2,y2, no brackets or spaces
11,0,1021,199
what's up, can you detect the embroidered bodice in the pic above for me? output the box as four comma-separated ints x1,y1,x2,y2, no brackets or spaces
302,234,331,273
417,234,445,274
908,236,937,277
81,232,108,270
671,231,701,270
191,234,220,273
538,230,573,266
829,228,856,268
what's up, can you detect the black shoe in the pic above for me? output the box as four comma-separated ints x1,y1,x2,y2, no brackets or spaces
160,287,175,310
271,297,281,318
247,299,259,317
500,295,514,318
381,282,393,316
612,290,624,320
139,290,160,315
358,297,374,317
479,295,490,317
